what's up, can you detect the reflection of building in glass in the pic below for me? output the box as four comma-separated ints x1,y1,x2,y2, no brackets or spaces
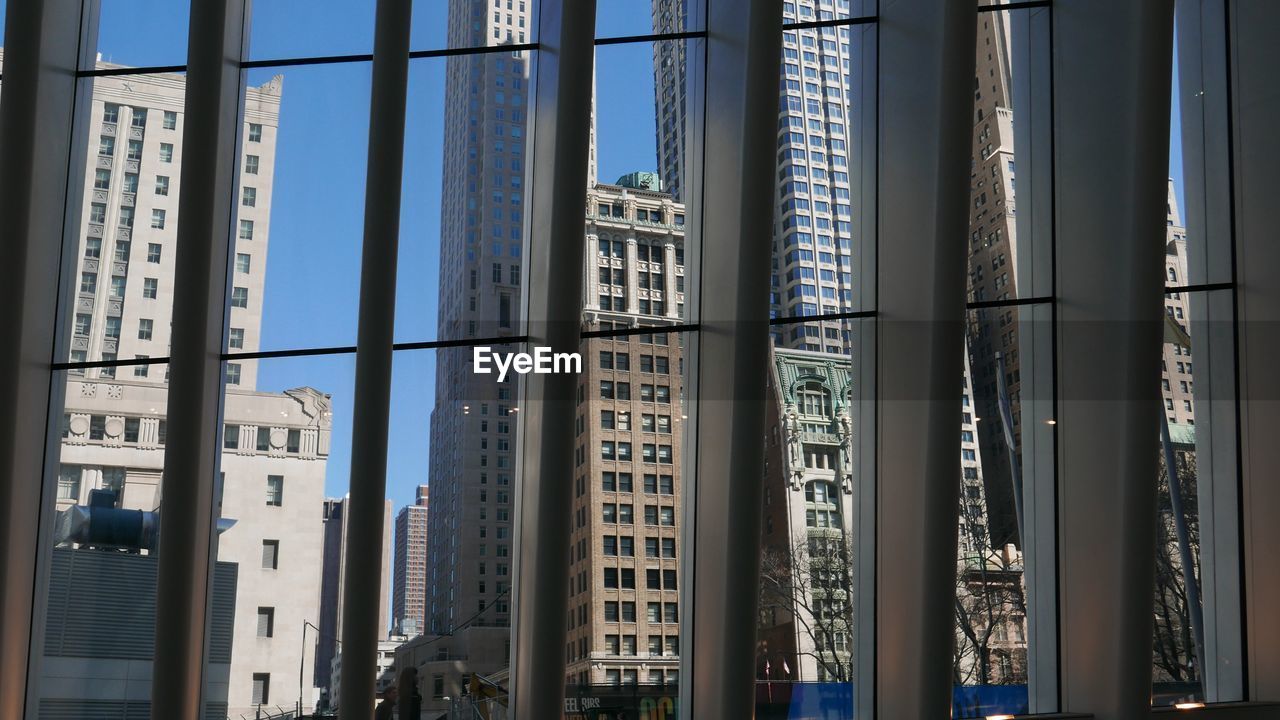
316,496,393,708
36,548,237,719
757,349,1024,686
57,377,331,717
565,178,687,688
954,544,1029,688
393,484,430,637
954,354,1028,688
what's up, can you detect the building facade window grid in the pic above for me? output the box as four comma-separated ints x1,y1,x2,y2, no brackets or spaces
5,1,1258,719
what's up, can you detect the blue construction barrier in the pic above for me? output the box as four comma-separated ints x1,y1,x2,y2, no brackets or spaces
752,682,1029,719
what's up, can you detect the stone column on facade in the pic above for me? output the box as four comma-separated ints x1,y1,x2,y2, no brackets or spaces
625,235,640,314
663,237,679,319
585,232,600,311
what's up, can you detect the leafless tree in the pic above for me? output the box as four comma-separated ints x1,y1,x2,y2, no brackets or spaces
953,497,1028,687
757,531,855,682
1153,446,1200,685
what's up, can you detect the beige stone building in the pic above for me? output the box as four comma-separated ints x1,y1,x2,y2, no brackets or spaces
13,58,345,717
1162,180,1195,426
62,60,280,389
56,377,331,716
395,626,511,716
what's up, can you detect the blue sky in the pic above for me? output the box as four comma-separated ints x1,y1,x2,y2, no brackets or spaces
85,2,1186,511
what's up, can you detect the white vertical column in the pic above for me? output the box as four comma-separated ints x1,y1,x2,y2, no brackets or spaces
873,1,977,718
1053,1,1174,718
0,2,91,717
585,231,600,311
625,235,640,314
664,239,679,319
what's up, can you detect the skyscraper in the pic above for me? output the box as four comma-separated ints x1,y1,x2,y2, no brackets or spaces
393,484,430,636
651,1,690,202
565,176,687,687
656,0,861,352
965,12,1023,548
425,1,531,641
56,57,280,389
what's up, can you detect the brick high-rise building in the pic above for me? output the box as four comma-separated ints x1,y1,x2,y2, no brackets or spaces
393,485,430,637
964,11,1024,548
565,176,687,688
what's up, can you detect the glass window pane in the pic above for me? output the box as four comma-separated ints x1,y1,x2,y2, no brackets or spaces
36,363,192,715
952,10,1054,711
248,0,376,61
222,353,356,717
955,303,1057,718
233,63,372,353
770,17,873,329
964,8,1051,305
571,35,701,710
1150,288,1239,706
1152,17,1243,700
396,51,534,343
389,344,517,714
92,1,190,69
1167,33,1230,289
758,320,857,715
411,0,538,54
64,73,187,367
590,40,693,331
